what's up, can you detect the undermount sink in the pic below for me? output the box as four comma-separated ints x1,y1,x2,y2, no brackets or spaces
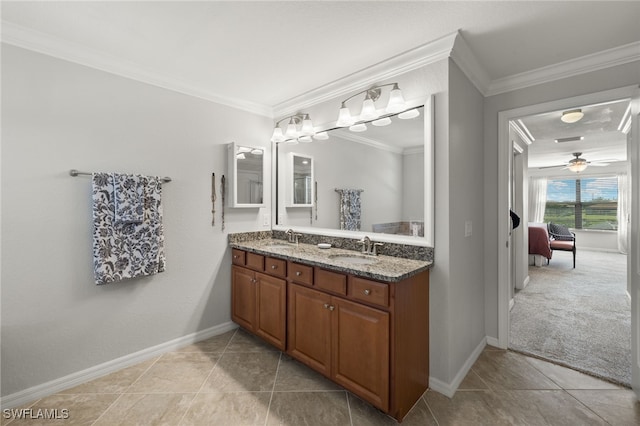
328,254,378,265
266,242,294,249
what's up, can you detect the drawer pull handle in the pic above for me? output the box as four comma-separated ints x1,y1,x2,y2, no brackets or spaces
296,271,302,276
328,305,335,311
271,265,277,269
364,289,371,295
323,303,329,309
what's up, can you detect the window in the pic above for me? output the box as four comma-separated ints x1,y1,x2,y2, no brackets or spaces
544,177,618,230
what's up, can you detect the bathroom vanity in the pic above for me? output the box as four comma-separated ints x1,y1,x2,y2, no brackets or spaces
229,236,431,421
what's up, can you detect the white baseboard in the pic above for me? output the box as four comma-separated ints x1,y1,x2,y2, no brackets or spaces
486,336,501,348
0,322,238,409
429,337,486,398
509,297,515,311
522,275,530,289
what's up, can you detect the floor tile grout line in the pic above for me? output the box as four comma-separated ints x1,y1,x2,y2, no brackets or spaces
345,391,353,426
174,393,200,426
89,392,126,426
563,389,615,425
119,354,163,394
422,393,441,426
264,351,283,426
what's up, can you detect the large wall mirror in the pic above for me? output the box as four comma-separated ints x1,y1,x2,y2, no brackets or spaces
274,97,434,246
228,142,265,207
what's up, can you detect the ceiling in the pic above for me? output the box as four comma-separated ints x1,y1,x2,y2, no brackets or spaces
520,99,630,170
2,1,640,114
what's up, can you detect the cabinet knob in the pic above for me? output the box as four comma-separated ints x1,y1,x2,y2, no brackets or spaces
233,255,238,259
323,303,329,309
296,271,302,276
364,289,371,295
271,265,277,269
252,278,257,283
328,305,335,311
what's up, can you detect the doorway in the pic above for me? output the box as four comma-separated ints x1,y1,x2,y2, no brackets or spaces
496,85,640,396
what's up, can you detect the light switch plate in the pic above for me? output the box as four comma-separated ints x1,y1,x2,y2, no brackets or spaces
263,214,270,226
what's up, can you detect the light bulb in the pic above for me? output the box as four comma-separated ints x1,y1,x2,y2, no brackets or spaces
372,117,392,126
298,135,312,143
300,114,314,136
349,123,367,132
398,108,420,119
385,83,406,113
285,117,298,139
336,103,354,127
270,127,285,143
359,96,378,121
313,131,329,140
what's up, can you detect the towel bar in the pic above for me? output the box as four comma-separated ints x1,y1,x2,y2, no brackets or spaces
69,169,172,183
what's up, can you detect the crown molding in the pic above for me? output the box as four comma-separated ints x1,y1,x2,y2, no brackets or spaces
1,21,274,118
331,129,404,154
510,120,534,145
273,31,458,118
486,41,640,97
449,33,491,95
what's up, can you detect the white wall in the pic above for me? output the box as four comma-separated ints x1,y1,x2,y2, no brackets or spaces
1,45,272,397
483,60,640,340
277,137,403,231
441,60,485,383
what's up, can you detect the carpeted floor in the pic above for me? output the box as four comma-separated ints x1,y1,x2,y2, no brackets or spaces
509,249,631,387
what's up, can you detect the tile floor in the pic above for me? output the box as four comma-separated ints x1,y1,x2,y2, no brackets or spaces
3,329,640,425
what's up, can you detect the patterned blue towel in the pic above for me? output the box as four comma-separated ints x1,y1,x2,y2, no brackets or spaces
335,189,363,231
92,173,166,285
113,173,144,224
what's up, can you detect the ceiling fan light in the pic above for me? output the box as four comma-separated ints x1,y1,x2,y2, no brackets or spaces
561,109,584,123
568,161,588,173
385,83,406,113
336,103,354,127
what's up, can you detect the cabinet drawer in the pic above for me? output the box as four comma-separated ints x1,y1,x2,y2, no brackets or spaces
315,268,347,296
246,252,265,271
289,262,314,286
265,257,287,278
232,249,246,266
348,277,389,308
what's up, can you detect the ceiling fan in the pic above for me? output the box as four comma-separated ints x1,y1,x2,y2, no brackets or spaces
538,152,612,173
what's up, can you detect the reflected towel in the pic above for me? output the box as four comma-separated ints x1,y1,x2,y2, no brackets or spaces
92,173,166,285
335,189,363,231
113,173,144,224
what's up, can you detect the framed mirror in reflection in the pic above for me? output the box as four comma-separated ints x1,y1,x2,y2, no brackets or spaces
288,153,314,207
276,105,428,239
227,142,265,207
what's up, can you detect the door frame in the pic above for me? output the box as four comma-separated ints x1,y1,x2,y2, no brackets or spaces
496,87,640,386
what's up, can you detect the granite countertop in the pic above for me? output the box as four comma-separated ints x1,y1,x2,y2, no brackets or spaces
230,238,432,282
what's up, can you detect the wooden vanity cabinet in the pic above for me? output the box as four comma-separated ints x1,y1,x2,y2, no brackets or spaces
231,249,286,350
287,264,429,421
231,248,429,422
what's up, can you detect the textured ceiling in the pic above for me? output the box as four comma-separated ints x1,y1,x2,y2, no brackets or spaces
3,1,639,109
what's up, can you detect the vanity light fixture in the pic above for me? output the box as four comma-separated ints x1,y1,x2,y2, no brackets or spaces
349,123,367,132
271,113,317,143
561,109,584,123
398,108,420,119
372,117,392,127
336,83,407,127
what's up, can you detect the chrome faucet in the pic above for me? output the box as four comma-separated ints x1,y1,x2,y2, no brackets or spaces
358,236,383,255
285,229,303,245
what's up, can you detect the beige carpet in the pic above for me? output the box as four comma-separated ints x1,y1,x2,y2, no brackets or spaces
509,249,630,387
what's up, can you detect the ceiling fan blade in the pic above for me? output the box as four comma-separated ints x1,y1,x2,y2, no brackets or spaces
537,164,566,169
588,162,610,167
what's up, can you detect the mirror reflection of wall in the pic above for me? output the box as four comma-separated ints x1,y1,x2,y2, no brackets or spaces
292,154,313,205
229,143,265,207
276,106,424,236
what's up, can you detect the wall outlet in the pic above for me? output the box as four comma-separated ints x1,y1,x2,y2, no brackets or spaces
465,220,472,237
263,214,270,226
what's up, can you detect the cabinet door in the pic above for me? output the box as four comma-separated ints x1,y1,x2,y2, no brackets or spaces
288,284,332,377
231,266,256,331
255,272,286,351
332,297,390,412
